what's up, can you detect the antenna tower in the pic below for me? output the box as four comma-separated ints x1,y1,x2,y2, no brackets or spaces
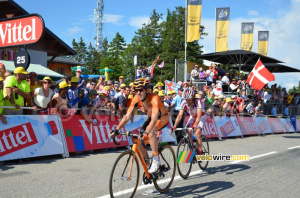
94,0,104,52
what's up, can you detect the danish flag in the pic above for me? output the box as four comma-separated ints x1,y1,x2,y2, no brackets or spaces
247,59,275,90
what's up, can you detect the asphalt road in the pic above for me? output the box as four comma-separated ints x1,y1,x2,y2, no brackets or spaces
1,133,300,198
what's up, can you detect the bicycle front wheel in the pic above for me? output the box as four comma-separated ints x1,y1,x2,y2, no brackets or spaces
176,138,192,179
109,150,140,198
153,144,176,193
198,135,209,170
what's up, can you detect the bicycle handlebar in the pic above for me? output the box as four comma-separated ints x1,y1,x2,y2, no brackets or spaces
110,131,148,146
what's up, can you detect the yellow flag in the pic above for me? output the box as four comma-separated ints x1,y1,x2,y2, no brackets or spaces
258,31,269,56
216,8,230,52
187,0,202,42
241,22,254,51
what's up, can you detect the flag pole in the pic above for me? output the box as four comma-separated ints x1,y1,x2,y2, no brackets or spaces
184,0,187,82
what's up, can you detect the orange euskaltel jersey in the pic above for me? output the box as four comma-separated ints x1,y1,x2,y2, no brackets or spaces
129,93,169,130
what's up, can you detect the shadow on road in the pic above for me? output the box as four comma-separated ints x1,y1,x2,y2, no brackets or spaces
144,181,234,197
282,135,300,139
204,163,251,175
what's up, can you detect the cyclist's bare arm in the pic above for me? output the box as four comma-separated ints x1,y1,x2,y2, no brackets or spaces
193,109,202,128
173,109,184,129
116,105,135,130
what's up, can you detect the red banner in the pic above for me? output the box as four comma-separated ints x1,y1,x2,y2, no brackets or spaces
0,14,44,47
267,118,285,133
237,116,259,135
61,115,128,153
202,115,220,138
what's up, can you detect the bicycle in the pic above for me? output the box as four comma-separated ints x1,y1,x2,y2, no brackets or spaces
109,130,176,198
174,127,209,179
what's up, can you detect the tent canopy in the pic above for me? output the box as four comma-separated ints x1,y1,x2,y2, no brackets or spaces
195,49,284,65
230,63,300,73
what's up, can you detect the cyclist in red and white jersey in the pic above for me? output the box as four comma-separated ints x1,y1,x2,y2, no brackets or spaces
172,89,205,154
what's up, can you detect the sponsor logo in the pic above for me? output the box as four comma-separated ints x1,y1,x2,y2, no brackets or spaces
202,116,218,136
240,117,258,134
220,120,234,136
243,25,253,32
218,10,229,18
283,121,291,131
0,15,44,47
259,33,268,39
80,119,127,144
0,123,38,157
269,118,285,132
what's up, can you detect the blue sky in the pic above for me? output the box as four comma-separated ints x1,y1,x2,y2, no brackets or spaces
15,0,300,89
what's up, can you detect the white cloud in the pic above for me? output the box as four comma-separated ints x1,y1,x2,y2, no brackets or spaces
248,10,259,16
200,0,300,89
129,16,150,28
104,14,124,25
63,26,84,36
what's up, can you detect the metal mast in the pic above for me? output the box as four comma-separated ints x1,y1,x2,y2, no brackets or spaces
94,0,104,52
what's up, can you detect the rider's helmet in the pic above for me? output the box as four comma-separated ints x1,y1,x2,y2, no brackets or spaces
182,88,194,99
133,78,150,90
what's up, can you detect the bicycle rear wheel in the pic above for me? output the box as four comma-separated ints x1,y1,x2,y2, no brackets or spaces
198,135,209,170
176,138,192,179
153,145,176,193
109,150,140,198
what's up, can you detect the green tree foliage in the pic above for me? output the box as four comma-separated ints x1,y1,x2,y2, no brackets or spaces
71,6,206,84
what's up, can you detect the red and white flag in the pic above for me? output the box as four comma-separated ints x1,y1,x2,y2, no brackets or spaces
158,61,165,68
247,59,275,90
147,55,160,77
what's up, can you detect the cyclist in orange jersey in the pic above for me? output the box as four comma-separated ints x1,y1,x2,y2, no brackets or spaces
110,78,169,173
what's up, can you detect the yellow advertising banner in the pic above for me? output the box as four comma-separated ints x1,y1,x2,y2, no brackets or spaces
187,0,202,42
258,31,269,56
216,8,230,52
241,22,254,51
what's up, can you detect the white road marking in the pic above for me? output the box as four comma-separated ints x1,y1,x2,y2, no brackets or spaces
230,151,278,164
287,145,300,150
97,170,203,198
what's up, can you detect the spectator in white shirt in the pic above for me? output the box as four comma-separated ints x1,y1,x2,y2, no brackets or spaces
221,73,230,84
190,65,199,82
206,66,214,85
229,79,238,93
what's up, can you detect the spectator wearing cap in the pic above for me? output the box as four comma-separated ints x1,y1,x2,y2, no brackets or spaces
183,82,189,90
75,69,85,90
229,79,238,93
170,87,184,126
0,63,6,80
190,65,199,83
114,83,126,100
67,77,84,109
171,90,177,101
157,82,164,91
78,90,98,124
119,76,124,84
3,67,30,115
52,81,69,114
0,76,7,124
33,77,53,115
198,67,207,81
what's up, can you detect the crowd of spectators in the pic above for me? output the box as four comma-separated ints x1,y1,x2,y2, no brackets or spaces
0,62,299,125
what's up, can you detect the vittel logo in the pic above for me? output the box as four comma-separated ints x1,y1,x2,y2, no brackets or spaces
220,120,234,136
0,123,38,157
0,15,44,47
